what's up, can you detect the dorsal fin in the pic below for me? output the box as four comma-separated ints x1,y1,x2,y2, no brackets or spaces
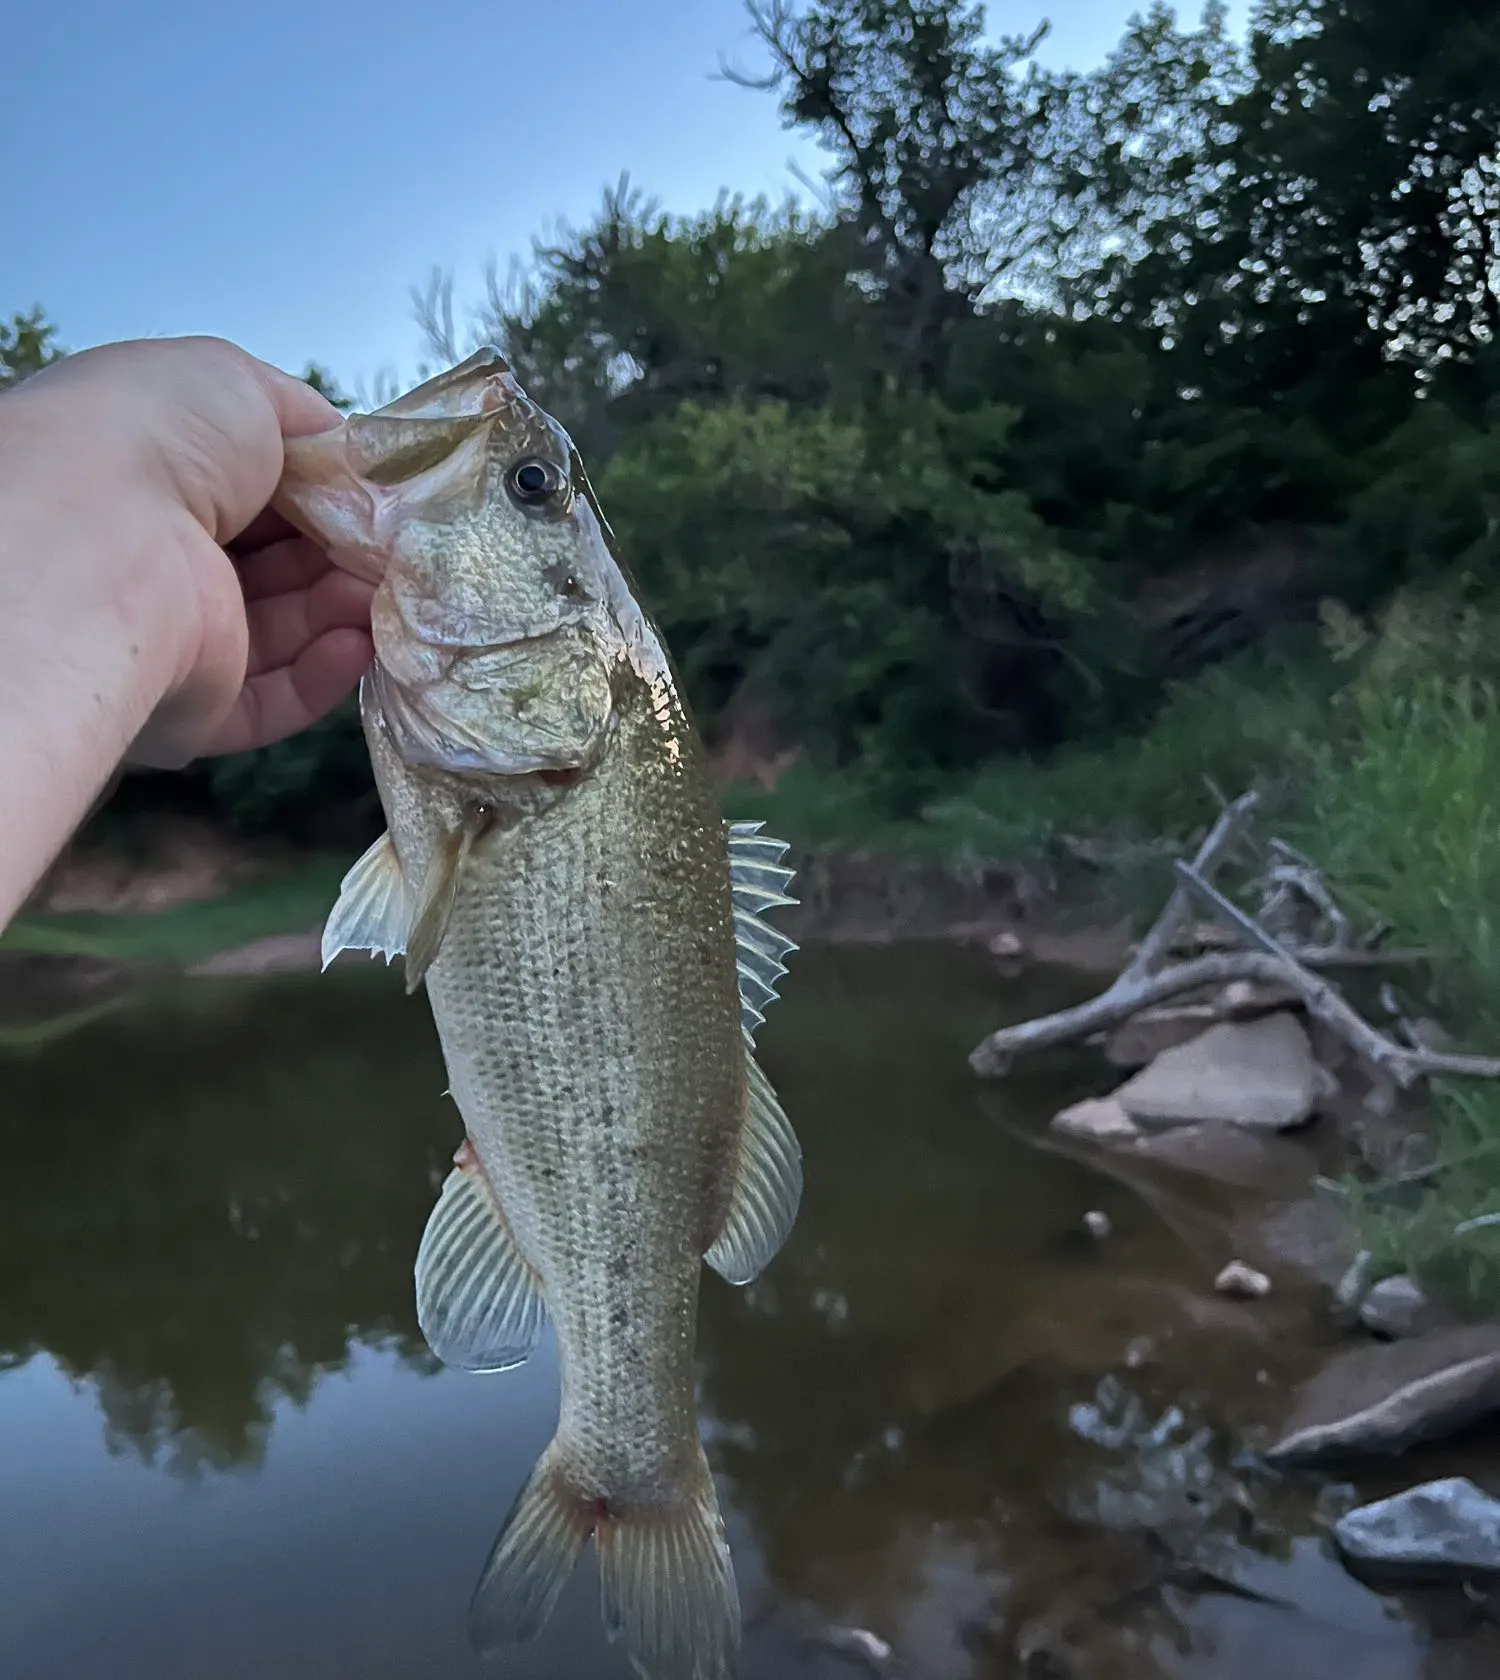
727,820,799,1041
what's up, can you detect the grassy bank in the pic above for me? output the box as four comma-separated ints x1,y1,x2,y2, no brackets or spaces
1,856,347,969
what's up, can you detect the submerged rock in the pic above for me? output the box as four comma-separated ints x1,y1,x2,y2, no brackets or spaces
1126,1122,1310,1193
1267,1325,1500,1464
1359,1274,1440,1339
1335,1477,1500,1576
1115,1013,1330,1131
1052,1097,1141,1142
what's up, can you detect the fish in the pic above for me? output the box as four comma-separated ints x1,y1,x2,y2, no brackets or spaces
271,347,803,1680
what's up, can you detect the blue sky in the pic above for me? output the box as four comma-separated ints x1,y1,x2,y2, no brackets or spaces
4,1,1245,397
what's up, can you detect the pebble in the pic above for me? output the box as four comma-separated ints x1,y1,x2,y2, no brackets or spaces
1215,1260,1272,1299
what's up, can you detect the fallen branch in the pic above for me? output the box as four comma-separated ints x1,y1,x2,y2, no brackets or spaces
968,948,1413,1074
969,786,1491,1085
1124,790,1260,982
1173,861,1500,1089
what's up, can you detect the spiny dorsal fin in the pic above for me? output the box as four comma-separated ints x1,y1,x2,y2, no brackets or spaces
705,1048,803,1286
727,819,799,1041
415,1145,549,1373
321,831,411,970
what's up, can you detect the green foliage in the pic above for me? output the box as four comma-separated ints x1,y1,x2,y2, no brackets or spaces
599,391,1099,784
190,698,375,838
0,307,64,387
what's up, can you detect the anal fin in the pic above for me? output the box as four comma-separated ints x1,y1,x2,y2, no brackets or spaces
320,831,410,970
705,1050,803,1287
415,1143,548,1373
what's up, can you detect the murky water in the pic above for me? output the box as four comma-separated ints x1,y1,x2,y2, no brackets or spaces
1,945,1498,1678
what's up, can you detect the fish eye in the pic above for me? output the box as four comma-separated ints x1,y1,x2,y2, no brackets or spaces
507,456,564,510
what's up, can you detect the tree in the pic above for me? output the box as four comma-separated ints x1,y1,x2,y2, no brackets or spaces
725,0,1061,390
0,307,64,388
419,183,878,457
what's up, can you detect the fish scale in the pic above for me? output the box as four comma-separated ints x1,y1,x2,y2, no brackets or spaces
275,345,804,1680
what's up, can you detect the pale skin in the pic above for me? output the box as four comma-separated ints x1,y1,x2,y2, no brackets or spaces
0,335,376,931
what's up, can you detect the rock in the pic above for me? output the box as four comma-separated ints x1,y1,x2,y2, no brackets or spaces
1216,978,1302,1017
1082,1210,1112,1239
1334,1250,1376,1315
1304,1014,1353,1074
1408,1016,1456,1054
1215,1260,1271,1299
1334,1477,1500,1576
1249,1196,1358,1287
1126,1122,1311,1193
1360,1274,1439,1339
1115,1012,1326,1131
1103,1005,1220,1069
1267,1325,1500,1464
1051,1097,1141,1142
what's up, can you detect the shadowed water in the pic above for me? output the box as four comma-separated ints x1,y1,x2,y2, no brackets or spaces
0,945,1496,1678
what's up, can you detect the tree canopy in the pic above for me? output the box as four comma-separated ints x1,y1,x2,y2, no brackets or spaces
15,0,1500,830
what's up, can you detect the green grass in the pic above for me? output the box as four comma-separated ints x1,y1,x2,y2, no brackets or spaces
724,634,1341,868
0,854,347,969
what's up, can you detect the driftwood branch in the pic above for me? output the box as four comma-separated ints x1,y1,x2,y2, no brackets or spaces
968,950,1414,1073
969,787,1499,1087
1173,862,1500,1089
1124,790,1259,981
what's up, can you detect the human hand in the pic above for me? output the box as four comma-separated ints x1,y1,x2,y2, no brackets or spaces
3,335,375,769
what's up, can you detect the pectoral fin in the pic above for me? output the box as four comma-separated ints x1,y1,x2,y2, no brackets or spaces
321,832,411,970
705,1049,803,1287
404,810,488,993
415,1144,548,1373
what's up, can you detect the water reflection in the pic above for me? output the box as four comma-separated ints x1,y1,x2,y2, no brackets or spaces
0,945,1492,1678
0,969,449,1474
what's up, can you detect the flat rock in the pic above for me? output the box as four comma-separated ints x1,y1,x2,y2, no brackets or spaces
1267,1324,1500,1464
1335,1477,1500,1575
1115,1012,1327,1131
1051,1096,1140,1142
1104,1005,1220,1069
1360,1274,1441,1339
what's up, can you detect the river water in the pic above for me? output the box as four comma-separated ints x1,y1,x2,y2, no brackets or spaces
1,944,1497,1678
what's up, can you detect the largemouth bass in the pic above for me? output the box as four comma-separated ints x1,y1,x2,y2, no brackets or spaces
270,347,802,1680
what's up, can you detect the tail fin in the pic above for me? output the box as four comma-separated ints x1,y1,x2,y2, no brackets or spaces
597,1443,740,1680
468,1438,591,1649
469,1437,741,1680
